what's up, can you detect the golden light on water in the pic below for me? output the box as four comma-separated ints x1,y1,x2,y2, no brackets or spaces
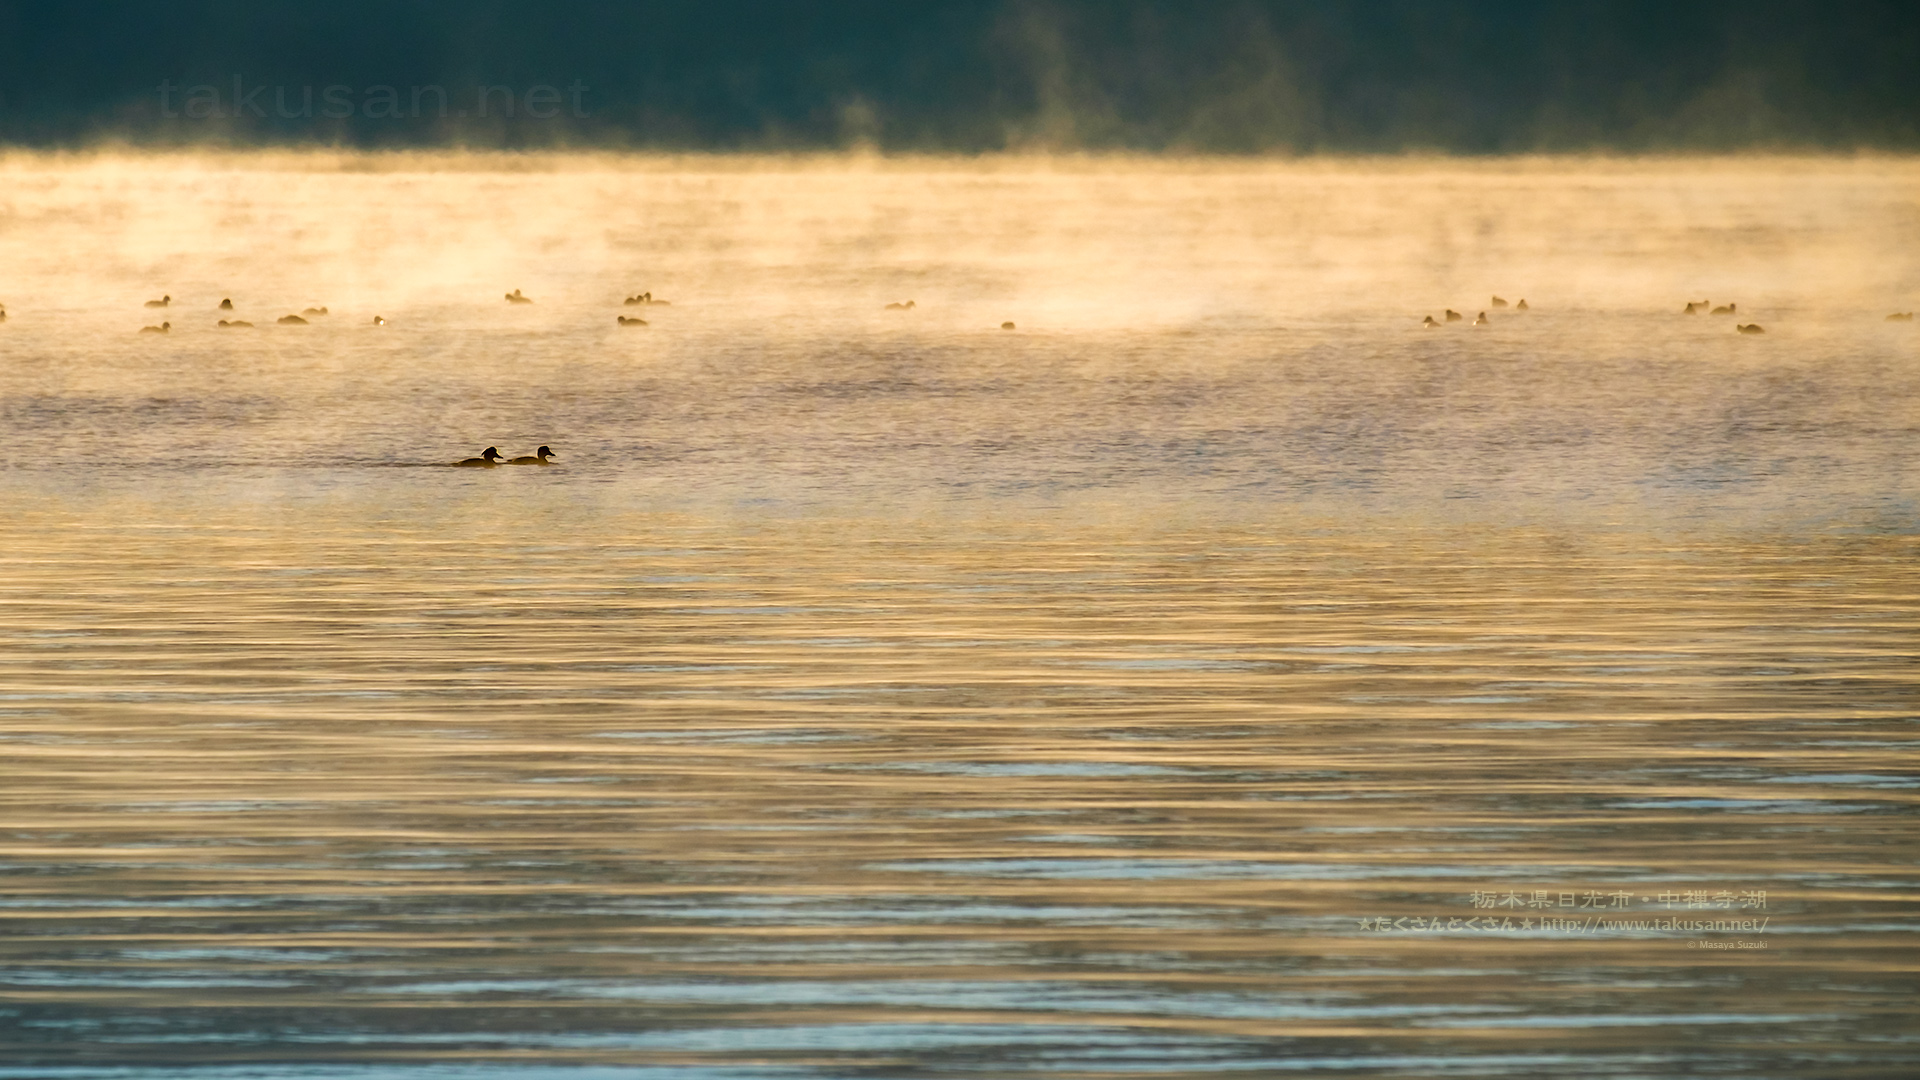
0,152,1916,1075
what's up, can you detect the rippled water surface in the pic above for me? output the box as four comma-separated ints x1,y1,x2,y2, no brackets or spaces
1,155,1917,1077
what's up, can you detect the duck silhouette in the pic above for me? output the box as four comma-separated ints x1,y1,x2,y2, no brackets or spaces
144,295,171,308
1736,323,1766,335
218,298,234,310
506,289,533,304
372,316,386,325
217,319,253,328
508,445,556,465
1444,309,1462,322
1473,311,1490,326
453,447,502,467
302,306,328,317
139,321,170,334
1886,312,1914,322
1711,303,1736,315
277,314,308,325
617,315,647,326
1490,296,1508,308
623,291,669,306
1001,321,1016,330
885,300,916,310
1422,315,1441,327
1514,299,1529,310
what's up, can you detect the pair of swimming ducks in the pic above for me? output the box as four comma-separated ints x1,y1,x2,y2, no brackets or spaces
454,446,556,467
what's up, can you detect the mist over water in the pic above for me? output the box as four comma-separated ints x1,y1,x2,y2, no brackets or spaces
0,153,1916,1077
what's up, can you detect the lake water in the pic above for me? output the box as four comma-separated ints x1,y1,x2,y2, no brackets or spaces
0,154,1916,1077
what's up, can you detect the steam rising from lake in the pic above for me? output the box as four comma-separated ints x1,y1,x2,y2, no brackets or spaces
0,153,1916,1077
2,152,1915,523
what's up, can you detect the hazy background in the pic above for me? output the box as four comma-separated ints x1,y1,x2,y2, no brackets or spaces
2,0,1917,152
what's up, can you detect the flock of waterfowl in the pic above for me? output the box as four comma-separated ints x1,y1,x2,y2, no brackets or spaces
3,285,1028,467
115,294,345,333
4,286,1912,469
1,285,1911,338
60,288,680,333
1423,296,1531,328
0,287,1035,335
1424,295,1917,336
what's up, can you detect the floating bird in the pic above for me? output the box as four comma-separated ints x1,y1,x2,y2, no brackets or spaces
1887,312,1914,322
506,289,533,304
1001,321,1016,330
1473,311,1490,326
508,445,556,465
302,306,328,317
1490,296,1508,308
453,447,502,467
1711,303,1736,315
1514,299,1529,310
277,314,308,325
1422,315,1440,327
617,315,648,326
218,298,233,310
1737,323,1766,335
1684,301,1705,314
217,319,252,328
144,295,171,308
372,316,386,325
1444,309,1462,322
139,322,170,334
623,291,670,306
885,300,916,310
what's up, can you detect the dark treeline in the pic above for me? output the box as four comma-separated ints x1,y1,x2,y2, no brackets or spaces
1,0,1915,151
